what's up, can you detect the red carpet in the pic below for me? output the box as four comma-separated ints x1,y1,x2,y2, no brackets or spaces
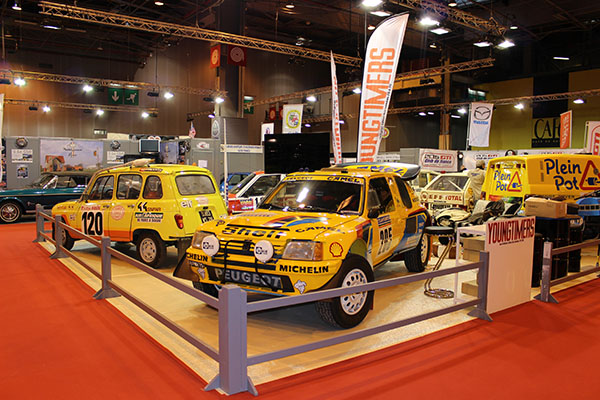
2,222,600,399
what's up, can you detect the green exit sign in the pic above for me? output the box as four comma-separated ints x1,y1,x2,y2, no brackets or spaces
108,88,123,104
124,89,139,105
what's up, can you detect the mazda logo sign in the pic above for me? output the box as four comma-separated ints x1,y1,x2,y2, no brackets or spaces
474,106,491,120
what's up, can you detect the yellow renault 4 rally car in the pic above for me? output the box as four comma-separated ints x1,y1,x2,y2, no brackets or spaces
52,159,227,268
174,163,431,328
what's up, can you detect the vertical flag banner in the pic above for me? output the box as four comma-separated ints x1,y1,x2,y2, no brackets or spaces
188,121,196,138
330,51,342,164
560,110,572,149
282,104,303,133
585,121,600,155
210,45,221,68
228,45,247,66
468,102,494,147
357,13,409,162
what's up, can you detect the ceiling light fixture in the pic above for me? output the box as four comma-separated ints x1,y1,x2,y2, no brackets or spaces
141,111,149,118
573,98,585,104
42,105,51,113
458,107,467,114
361,0,382,7
41,21,61,30
367,25,376,31
214,97,225,104
510,25,518,30
14,77,26,86
419,112,427,116
285,2,295,9
339,120,345,125
154,1,164,5
427,111,434,115
96,109,104,116
208,113,215,118
163,91,174,99
83,84,93,93
304,123,311,128
429,42,438,49
474,40,492,47
451,114,461,119
352,87,362,94
448,2,458,7
306,95,317,102
12,1,21,11
553,56,570,61
514,103,524,110
370,10,392,17
430,27,450,35
498,39,515,49
419,16,440,27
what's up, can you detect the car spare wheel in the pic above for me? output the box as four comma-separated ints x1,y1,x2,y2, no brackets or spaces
316,254,374,329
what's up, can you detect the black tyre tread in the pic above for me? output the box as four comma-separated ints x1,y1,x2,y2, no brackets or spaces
52,223,75,251
315,300,338,327
404,234,429,272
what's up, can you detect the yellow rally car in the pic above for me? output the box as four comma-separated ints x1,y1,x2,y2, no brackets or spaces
174,163,431,328
52,159,227,267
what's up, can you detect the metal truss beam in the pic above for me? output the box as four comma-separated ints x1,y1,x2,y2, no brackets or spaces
0,69,224,97
39,1,363,67
245,58,495,109
389,0,507,36
302,89,600,123
4,98,158,113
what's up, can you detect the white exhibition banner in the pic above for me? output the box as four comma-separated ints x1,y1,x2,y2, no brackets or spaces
585,121,600,155
463,150,505,170
467,102,494,147
418,149,458,172
356,13,408,162
485,217,535,313
220,144,263,153
330,51,342,164
261,122,274,142
282,104,303,133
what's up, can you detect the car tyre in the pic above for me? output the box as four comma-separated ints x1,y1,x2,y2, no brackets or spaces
0,201,22,224
316,254,374,329
52,223,75,251
136,231,166,268
404,234,431,272
192,281,220,298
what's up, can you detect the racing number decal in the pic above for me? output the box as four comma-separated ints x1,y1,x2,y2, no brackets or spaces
377,226,393,255
82,211,104,236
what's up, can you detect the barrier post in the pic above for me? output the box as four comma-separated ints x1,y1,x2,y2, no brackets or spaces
50,215,68,259
534,241,558,303
32,204,46,243
468,251,492,321
93,237,120,300
205,285,256,396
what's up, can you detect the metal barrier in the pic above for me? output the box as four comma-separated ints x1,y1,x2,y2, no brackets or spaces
34,204,492,396
535,239,600,303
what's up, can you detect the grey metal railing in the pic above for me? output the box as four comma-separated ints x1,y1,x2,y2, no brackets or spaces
534,239,600,303
34,204,492,396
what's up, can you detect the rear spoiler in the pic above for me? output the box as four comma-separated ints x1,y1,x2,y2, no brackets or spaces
328,162,421,181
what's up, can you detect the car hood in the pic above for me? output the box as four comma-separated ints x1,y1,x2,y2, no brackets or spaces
0,187,43,195
205,210,362,241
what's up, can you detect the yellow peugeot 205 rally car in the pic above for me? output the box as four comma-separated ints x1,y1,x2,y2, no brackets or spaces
52,159,227,268
174,163,431,328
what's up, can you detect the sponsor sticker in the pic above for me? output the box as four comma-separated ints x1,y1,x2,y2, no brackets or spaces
181,200,193,208
294,280,307,294
329,242,343,257
111,205,125,221
201,235,220,256
135,212,163,223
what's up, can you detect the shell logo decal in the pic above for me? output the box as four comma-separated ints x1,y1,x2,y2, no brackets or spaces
329,242,343,258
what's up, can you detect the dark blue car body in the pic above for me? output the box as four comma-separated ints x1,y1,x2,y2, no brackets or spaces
0,172,93,223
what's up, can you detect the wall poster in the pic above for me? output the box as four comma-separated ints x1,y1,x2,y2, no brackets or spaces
40,139,103,172
11,149,33,163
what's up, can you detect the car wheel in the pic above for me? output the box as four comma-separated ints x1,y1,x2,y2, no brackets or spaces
404,234,431,272
316,255,374,329
136,232,166,268
0,201,22,224
192,281,220,298
52,223,75,251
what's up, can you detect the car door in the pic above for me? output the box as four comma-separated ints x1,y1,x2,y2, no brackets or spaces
76,175,114,237
367,176,404,265
108,173,143,242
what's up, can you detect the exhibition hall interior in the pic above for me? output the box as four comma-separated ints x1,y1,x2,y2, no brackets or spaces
2,0,600,398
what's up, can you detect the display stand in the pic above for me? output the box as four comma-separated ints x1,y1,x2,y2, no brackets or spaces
455,217,536,313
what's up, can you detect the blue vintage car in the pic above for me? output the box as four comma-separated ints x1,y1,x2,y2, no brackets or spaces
0,171,93,223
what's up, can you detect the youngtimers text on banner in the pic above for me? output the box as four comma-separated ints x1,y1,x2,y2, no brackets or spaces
330,51,342,164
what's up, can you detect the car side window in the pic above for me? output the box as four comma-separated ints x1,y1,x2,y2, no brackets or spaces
368,177,395,213
229,174,243,185
394,176,413,208
88,176,114,200
244,175,281,197
55,176,75,188
117,174,142,200
143,176,163,199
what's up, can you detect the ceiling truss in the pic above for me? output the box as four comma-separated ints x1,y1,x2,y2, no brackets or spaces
4,98,158,113
39,1,363,67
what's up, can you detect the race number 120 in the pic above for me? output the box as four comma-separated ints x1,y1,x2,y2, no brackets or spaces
82,211,103,236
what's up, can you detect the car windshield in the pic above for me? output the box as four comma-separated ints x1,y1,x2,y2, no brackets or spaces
28,174,56,189
260,179,363,214
230,173,256,195
427,175,469,192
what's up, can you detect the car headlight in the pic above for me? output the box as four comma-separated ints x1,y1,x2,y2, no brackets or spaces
282,241,323,261
192,231,220,256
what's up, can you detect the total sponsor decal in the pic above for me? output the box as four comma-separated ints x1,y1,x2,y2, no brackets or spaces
278,264,330,274
423,193,463,202
135,212,163,223
487,217,535,246
543,158,600,191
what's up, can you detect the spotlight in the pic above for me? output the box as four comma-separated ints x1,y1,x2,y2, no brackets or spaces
41,21,61,30
208,113,215,118
419,112,427,116
429,42,438,49
451,114,461,119
419,16,439,27
83,84,93,92
427,111,434,115
430,27,450,35
498,39,515,49
339,120,345,125
12,1,21,11
367,25,376,31
141,111,149,118
154,1,164,5
304,123,311,128
553,56,569,61
448,2,457,6
14,77,26,86
163,91,174,99
352,87,362,94
474,40,492,48
214,97,225,104
285,2,294,9
514,103,524,110
306,95,317,102
573,98,585,104
96,109,104,116
458,108,467,114
510,25,518,30
361,0,382,7
370,10,391,17
42,105,51,112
